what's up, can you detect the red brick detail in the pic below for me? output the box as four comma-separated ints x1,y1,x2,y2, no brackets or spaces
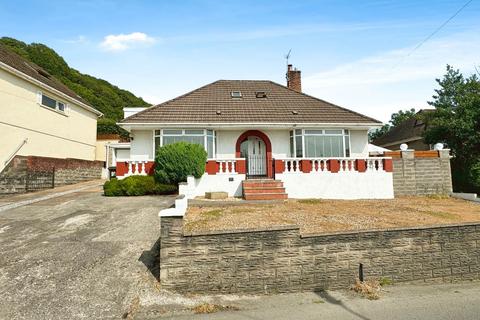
414,151,439,158
236,159,246,174
205,160,219,175
274,159,285,173
235,130,273,178
26,156,103,171
116,162,128,176
356,159,367,173
301,160,312,173
329,159,340,173
383,158,393,172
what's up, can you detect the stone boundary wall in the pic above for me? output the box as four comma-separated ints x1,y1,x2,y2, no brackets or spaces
25,155,103,187
389,150,452,196
0,155,102,193
160,216,480,294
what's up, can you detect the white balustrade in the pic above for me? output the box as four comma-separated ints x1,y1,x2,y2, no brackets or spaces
366,158,384,172
285,159,301,173
217,159,238,174
312,159,328,172
124,160,148,177
279,157,389,174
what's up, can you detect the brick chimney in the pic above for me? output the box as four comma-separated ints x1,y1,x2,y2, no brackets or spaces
286,64,301,92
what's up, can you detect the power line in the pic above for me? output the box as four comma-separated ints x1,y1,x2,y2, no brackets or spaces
393,0,474,68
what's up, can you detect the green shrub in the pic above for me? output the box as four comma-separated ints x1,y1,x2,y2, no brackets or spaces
154,142,207,185
103,176,177,196
103,178,123,196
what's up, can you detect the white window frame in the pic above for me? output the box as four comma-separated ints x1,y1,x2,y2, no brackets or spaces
153,129,216,159
290,129,351,158
37,91,68,115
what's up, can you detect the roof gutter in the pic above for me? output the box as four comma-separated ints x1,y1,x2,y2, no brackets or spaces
118,122,382,131
0,61,103,117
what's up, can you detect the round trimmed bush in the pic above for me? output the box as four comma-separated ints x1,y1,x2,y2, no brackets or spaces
154,142,207,185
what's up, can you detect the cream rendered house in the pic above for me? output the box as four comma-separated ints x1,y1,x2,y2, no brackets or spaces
0,45,102,172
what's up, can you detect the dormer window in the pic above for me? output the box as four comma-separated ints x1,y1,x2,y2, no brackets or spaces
255,91,267,98
231,91,242,98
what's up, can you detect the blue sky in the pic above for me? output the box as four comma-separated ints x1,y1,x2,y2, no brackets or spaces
1,0,479,122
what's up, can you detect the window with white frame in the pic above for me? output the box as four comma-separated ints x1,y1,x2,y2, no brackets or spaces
39,92,66,113
154,129,216,158
289,129,350,158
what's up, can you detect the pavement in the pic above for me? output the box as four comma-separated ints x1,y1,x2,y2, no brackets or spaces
0,183,175,319
155,282,480,320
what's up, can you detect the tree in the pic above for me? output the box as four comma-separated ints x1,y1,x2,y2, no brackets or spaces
423,65,480,193
369,108,417,141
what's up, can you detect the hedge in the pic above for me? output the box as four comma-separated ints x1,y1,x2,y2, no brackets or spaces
103,176,177,196
154,142,207,185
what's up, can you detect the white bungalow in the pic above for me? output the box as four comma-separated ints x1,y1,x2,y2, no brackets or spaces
118,65,393,200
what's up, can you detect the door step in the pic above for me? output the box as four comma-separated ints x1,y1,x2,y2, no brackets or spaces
242,179,288,200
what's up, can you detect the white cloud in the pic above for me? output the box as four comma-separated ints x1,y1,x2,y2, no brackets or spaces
64,35,88,44
303,30,480,122
100,32,156,51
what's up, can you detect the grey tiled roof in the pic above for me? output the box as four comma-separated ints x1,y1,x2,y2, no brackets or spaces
0,44,90,106
121,80,381,124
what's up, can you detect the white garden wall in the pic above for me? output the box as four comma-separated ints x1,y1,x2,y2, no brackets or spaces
277,172,394,199
179,174,246,199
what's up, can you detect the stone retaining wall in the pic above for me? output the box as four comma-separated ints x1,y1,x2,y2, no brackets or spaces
0,155,102,194
390,150,452,196
160,216,480,294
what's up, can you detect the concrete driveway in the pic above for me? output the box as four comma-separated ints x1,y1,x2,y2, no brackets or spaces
0,185,174,319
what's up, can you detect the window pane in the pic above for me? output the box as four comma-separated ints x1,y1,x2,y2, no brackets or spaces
289,132,294,157
41,94,56,109
207,129,214,136
316,136,325,157
295,129,302,135
185,129,204,135
305,136,316,157
155,137,160,151
57,102,65,111
344,129,349,134
155,130,161,136
207,136,214,158
304,130,323,135
163,129,182,135
295,135,303,157
162,136,176,145
324,129,343,135
344,136,350,157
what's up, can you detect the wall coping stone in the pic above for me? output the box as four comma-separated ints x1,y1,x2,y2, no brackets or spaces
177,217,480,238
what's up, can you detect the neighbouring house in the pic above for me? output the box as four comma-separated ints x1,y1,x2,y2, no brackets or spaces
118,65,395,200
372,109,434,151
0,45,103,193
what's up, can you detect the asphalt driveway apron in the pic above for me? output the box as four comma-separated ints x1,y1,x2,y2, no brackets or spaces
0,186,174,319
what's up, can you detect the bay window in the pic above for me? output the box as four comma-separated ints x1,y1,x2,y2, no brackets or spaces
289,129,350,158
154,129,216,158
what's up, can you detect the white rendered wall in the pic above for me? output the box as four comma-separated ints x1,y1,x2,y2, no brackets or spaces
277,172,394,199
215,129,290,159
179,174,246,199
130,130,153,160
350,130,369,157
128,128,369,160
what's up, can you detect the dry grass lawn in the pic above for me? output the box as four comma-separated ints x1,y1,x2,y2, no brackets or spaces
184,196,480,235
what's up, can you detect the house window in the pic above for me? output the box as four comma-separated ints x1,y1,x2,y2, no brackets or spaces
289,129,351,158
40,92,66,113
154,129,216,158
